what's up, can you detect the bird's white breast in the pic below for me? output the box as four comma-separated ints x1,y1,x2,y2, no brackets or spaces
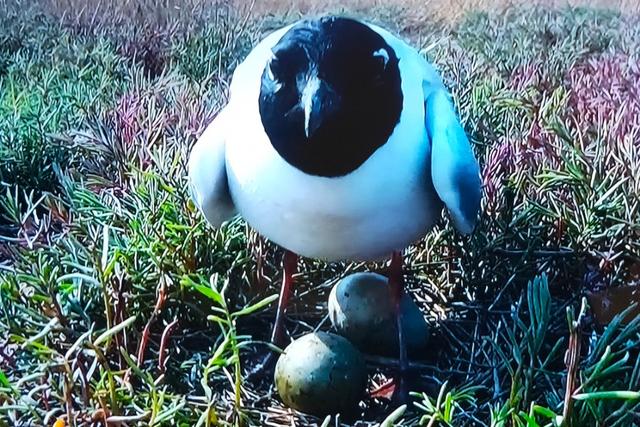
224,24,443,262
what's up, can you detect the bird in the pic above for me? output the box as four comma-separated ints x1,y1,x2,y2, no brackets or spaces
188,15,482,399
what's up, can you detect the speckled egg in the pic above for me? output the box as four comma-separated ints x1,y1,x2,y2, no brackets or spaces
328,272,429,356
274,332,367,415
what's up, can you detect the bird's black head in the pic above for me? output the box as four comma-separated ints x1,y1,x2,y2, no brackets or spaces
258,16,403,177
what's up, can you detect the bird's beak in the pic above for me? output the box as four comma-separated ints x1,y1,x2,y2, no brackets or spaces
301,76,340,139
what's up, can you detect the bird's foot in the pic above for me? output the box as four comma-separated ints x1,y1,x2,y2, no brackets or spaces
369,373,409,404
369,378,395,400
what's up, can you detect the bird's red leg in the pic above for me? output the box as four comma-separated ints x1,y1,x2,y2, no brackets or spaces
271,250,298,346
389,250,408,402
248,250,298,380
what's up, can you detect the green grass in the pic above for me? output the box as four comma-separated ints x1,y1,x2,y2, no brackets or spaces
1,1,640,426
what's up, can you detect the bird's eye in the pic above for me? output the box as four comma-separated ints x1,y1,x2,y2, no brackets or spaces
372,48,390,69
267,57,280,81
265,57,287,93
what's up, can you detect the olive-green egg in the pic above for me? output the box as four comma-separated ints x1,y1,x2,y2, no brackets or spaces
328,272,429,357
274,332,367,416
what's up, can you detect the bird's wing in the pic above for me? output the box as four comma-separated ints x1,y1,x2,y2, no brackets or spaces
424,83,482,235
187,108,236,227
360,24,482,234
